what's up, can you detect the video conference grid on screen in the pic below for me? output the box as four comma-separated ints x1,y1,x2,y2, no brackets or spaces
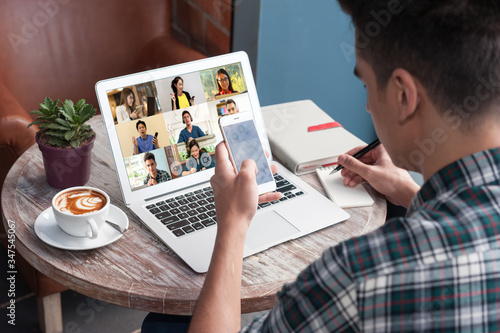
107,62,249,191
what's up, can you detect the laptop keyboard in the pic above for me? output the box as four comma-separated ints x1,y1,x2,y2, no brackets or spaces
146,173,305,237
258,174,305,210
146,187,216,238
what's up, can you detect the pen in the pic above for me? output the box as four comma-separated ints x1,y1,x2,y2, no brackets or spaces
329,139,381,175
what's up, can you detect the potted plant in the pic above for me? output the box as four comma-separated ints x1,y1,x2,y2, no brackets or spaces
28,97,97,189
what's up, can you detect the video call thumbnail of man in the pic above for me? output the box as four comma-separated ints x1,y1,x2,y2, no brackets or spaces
108,63,250,191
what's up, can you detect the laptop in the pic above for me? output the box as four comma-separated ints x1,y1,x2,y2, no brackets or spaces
95,51,349,273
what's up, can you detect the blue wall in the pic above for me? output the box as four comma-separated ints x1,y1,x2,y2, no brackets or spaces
255,0,376,142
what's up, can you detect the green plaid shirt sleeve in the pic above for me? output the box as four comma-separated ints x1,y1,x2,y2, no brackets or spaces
242,148,500,332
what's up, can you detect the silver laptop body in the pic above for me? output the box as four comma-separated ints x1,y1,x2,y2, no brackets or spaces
95,52,349,273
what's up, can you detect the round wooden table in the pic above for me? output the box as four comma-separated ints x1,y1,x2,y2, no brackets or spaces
1,116,386,315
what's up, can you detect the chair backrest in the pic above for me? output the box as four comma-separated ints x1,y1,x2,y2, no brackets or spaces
0,0,172,111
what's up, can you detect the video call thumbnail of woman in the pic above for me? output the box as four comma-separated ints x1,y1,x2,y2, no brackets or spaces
116,88,144,124
215,68,238,97
171,76,194,110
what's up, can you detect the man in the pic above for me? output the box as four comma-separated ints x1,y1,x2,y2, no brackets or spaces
178,110,205,143
144,1,500,331
226,98,239,115
143,152,171,186
132,120,159,155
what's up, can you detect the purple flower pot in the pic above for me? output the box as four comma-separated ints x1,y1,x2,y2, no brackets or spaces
36,132,96,189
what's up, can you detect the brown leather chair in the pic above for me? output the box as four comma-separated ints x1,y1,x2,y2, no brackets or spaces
0,1,206,332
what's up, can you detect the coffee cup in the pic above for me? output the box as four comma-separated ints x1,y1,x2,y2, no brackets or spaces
52,186,110,239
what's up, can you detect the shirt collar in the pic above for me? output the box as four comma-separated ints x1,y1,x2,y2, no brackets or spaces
408,147,500,214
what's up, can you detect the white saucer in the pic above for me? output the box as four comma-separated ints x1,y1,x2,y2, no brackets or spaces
34,205,129,250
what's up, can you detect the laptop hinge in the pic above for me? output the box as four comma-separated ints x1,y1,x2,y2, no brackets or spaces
144,180,211,202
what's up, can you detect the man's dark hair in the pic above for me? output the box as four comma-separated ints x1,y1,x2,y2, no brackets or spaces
182,110,192,124
144,152,155,162
136,120,146,130
338,0,500,123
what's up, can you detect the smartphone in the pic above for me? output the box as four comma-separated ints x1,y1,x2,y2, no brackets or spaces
219,112,276,195
154,132,158,138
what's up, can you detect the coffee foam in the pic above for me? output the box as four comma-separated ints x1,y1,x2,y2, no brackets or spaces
55,189,106,215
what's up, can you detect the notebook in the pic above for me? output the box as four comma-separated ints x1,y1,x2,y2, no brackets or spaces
316,167,374,208
261,100,366,175
95,51,349,273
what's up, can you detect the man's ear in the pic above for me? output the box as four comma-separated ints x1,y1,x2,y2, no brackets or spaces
391,68,419,123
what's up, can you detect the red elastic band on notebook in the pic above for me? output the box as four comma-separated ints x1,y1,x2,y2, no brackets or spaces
308,121,342,132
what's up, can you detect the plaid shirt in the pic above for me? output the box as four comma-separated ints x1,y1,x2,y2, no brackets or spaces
144,169,171,185
242,148,500,332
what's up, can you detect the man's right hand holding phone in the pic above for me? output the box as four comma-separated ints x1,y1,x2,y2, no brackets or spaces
191,143,281,331
210,143,281,232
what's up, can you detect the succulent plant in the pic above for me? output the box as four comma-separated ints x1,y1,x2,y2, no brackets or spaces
28,97,96,148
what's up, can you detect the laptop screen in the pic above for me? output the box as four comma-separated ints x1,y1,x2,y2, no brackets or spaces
105,62,251,192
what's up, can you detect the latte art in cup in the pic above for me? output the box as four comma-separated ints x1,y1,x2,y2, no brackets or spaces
55,189,107,215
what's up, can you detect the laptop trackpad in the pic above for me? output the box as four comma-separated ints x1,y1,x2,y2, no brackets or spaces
246,211,300,250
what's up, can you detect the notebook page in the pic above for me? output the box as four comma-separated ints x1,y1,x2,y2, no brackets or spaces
316,167,374,208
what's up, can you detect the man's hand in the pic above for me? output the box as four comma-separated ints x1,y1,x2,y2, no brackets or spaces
339,144,420,208
147,179,157,186
210,143,258,232
132,136,137,146
190,143,280,333
152,136,159,148
210,143,281,233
